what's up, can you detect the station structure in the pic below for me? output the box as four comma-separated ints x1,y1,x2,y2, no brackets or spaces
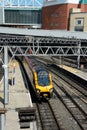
0,26,87,130
0,26,86,105
0,0,87,106
0,0,87,31
0,1,87,130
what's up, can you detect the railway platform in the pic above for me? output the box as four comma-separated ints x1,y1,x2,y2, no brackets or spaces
58,65,87,82
0,60,35,130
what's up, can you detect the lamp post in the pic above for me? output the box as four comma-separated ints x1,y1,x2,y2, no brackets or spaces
2,46,8,107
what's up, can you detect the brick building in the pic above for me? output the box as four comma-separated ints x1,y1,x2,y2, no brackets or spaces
42,0,87,30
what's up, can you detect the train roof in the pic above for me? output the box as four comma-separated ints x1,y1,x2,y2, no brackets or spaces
35,66,48,72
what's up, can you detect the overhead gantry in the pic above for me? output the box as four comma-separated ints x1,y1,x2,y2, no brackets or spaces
0,33,86,56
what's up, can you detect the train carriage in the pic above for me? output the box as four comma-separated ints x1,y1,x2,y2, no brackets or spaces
23,56,54,99
33,67,53,98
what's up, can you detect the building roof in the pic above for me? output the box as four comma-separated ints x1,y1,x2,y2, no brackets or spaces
43,0,87,7
0,27,87,40
43,0,80,7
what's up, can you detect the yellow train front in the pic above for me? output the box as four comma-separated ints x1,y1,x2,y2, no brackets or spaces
33,68,54,98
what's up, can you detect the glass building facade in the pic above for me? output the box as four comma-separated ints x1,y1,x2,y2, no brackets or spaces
79,0,87,4
4,8,42,25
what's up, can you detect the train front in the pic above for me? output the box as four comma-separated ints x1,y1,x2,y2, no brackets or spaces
34,68,54,98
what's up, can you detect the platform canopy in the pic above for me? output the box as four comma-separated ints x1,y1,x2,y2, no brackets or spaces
0,27,87,40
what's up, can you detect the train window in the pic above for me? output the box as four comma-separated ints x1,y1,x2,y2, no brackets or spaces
38,71,48,76
37,70,50,86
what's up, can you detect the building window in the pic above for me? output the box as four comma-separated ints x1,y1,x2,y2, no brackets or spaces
55,22,58,26
74,26,83,31
77,20,81,25
50,23,53,26
75,18,84,31
5,9,42,24
51,14,54,17
75,18,84,26
55,13,59,17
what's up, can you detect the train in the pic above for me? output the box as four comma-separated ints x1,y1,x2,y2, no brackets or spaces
23,56,54,99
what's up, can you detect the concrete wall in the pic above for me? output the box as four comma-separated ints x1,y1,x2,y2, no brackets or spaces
69,13,87,32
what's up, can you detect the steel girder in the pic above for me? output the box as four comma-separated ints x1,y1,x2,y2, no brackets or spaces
0,46,87,56
0,34,87,57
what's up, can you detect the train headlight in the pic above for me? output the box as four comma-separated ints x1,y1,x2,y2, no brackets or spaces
36,89,40,93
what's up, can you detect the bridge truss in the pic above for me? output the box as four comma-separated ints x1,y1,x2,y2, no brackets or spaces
0,34,87,56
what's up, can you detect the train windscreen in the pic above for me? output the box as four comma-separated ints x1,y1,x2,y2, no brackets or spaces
37,70,50,86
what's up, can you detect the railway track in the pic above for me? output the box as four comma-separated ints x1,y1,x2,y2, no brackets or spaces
52,64,86,88
36,58,87,129
35,89,87,130
20,58,60,130
40,60,87,105
20,57,87,130
48,65,87,99
36,57,87,92
53,79,87,130
36,100,60,130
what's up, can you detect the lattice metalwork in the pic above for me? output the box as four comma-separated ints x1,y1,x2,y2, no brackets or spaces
0,46,87,56
5,46,87,56
0,33,87,56
0,0,42,7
